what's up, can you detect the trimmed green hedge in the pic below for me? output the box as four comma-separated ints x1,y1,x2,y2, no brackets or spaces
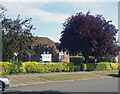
82,62,119,71
74,66,81,71
70,55,116,64
118,63,120,70
0,62,74,75
1,62,12,75
70,56,85,65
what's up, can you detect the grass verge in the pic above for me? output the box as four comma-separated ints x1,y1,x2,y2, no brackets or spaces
39,73,100,81
93,70,119,77
6,70,119,86
7,73,100,86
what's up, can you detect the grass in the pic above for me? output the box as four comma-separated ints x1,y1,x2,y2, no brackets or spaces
6,70,119,86
93,70,119,77
6,72,100,86
39,73,100,81
7,74,47,86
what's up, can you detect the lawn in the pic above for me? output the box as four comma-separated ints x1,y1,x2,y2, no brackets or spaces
7,72,100,86
92,70,119,77
39,73,100,81
6,70,119,87
7,74,47,86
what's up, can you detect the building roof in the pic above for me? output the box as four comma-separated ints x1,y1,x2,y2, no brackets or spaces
32,36,56,48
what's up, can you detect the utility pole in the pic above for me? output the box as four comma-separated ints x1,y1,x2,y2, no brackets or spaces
0,22,1,62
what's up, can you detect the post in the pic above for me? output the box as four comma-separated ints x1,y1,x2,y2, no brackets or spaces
95,56,97,63
0,22,2,76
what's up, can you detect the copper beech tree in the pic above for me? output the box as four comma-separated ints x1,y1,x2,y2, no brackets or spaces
59,12,118,63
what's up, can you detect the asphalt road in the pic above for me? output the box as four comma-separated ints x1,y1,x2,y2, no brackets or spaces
3,78,119,94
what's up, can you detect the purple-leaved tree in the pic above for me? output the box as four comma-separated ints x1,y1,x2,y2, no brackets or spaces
59,11,118,63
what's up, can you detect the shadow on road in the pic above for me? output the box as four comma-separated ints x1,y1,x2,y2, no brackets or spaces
2,90,118,94
107,74,120,78
3,90,63,94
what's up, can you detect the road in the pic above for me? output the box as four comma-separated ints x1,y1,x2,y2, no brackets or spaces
3,78,119,94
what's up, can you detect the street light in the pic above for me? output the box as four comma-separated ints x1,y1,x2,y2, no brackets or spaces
95,57,97,63
14,53,18,56
14,53,18,61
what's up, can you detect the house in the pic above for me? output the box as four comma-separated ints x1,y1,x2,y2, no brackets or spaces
19,36,69,63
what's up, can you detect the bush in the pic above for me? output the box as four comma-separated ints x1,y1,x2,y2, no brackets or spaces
118,63,120,70
82,62,119,71
89,56,95,63
24,62,74,73
0,62,74,75
97,55,116,63
70,56,85,65
109,63,118,70
74,66,81,71
10,61,23,74
0,62,12,75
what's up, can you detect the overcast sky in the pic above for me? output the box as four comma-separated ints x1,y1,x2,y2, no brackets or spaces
2,1,119,42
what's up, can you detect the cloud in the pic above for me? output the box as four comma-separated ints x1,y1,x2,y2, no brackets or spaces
2,2,69,23
1,0,119,2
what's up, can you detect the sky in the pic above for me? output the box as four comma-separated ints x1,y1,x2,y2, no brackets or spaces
1,1,119,42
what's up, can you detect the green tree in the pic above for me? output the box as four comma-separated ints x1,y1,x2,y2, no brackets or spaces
2,14,34,61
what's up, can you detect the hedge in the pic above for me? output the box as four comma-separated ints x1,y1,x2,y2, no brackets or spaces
70,56,85,65
0,62,74,75
0,62,12,75
82,62,119,71
70,55,116,64
74,66,81,71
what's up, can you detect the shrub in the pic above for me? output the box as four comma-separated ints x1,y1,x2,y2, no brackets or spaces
70,56,85,65
118,63,120,70
89,56,95,63
0,62,12,75
109,63,118,70
82,62,119,71
1,62,74,75
10,61,23,74
97,55,116,63
20,63,26,73
24,62,74,73
74,66,81,71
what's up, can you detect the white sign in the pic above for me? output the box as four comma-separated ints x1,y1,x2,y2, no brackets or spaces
42,54,52,62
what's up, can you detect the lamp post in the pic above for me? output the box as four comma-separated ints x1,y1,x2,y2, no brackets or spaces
95,56,97,63
14,53,18,61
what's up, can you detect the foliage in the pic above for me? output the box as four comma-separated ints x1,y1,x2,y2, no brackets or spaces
1,7,34,61
109,63,118,70
118,63,120,70
24,62,74,73
97,55,116,63
0,62,12,75
89,56,95,63
59,11,118,63
10,61,23,74
82,62,119,71
70,56,85,65
74,66,81,71
70,55,116,64
0,62,74,75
